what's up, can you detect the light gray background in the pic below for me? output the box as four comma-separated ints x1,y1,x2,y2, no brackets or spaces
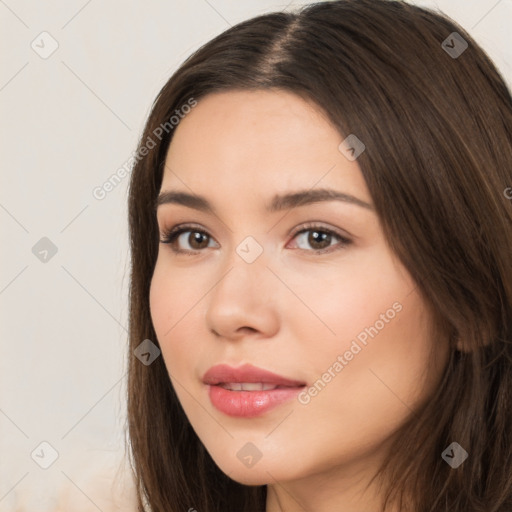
1,1,511,510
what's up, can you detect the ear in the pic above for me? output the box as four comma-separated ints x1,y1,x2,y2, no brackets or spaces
454,334,491,353
454,337,471,353
450,328,469,353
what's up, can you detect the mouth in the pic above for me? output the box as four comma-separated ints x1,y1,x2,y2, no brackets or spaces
216,382,300,391
206,383,306,418
202,364,306,418
202,363,306,387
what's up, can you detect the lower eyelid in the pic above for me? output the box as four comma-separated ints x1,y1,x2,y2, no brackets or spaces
289,229,350,251
161,228,214,246
160,225,351,253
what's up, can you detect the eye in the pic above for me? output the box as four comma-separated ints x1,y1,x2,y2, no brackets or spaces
159,222,352,255
160,224,218,254
288,223,352,254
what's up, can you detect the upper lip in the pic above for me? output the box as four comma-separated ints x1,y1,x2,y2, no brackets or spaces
202,363,306,387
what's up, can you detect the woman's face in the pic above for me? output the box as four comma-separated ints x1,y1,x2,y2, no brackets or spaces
150,89,448,494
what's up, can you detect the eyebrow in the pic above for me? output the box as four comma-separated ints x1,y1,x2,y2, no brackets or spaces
155,188,373,213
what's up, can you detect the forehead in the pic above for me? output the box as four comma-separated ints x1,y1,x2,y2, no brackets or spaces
161,89,370,204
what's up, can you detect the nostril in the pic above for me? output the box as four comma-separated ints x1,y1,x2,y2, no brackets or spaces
238,326,258,334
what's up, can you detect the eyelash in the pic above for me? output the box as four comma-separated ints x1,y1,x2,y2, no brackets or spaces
159,222,352,256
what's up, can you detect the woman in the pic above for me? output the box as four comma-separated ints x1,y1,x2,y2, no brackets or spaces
126,0,512,510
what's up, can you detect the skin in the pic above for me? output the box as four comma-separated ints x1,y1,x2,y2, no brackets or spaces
149,89,450,512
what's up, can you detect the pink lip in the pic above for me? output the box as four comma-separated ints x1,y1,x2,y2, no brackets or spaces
203,363,306,418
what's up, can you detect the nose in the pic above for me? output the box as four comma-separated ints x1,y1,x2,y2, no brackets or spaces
205,243,280,341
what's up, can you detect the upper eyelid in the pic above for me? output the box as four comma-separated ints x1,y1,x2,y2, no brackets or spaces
159,222,347,236
160,222,352,247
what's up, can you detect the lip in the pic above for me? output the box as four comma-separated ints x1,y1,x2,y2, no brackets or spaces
203,363,306,418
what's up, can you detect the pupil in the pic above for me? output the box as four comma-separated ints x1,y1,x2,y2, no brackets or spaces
186,230,332,250
309,230,330,249
191,232,208,249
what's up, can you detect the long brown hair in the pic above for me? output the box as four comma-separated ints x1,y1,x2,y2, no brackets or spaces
125,1,512,510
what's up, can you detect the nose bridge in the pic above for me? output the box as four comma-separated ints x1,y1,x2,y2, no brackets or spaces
234,234,266,266
205,233,278,337
215,233,270,301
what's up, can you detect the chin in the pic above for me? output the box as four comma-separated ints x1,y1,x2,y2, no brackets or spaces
224,468,274,486
210,451,298,487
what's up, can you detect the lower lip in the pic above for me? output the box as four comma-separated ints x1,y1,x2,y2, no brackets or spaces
207,384,305,418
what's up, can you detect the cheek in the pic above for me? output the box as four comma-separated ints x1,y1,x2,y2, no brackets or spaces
289,255,412,361
149,262,183,359
149,263,172,338
149,260,206,375
149,259,199,334
302,286,438,419
290,254,440,405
